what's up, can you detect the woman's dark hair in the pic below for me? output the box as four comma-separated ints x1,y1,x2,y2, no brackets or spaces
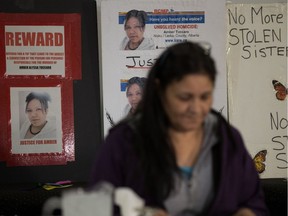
126,76,147,97
25,92,51,112
124,9,148,28
130,41,217,201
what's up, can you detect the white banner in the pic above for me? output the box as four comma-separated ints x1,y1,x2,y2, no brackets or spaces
227,3,287,178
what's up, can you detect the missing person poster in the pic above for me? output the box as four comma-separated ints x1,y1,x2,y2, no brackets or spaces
0,13,81,79
101,0,227,135
0,80,75,166
227,3,287,178
10,87,62,154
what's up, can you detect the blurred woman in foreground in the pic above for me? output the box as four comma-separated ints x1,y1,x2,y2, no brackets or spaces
91,41,268,216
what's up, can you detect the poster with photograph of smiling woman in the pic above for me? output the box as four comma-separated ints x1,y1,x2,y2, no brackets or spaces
120,10,155,50
101,0,227,136
10,87,62,155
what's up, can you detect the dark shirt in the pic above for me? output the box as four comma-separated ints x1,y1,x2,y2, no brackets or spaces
90,112,269,216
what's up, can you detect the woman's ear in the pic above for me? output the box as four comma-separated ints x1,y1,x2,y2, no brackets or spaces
141,26,145,32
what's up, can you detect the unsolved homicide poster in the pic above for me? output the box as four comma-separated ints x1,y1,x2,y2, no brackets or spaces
100,0,227,135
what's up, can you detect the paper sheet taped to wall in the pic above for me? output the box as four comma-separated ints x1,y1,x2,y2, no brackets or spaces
227,3,287,178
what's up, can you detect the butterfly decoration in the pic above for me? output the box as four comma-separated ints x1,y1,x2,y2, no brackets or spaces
272,80,287,101
253,150,267,174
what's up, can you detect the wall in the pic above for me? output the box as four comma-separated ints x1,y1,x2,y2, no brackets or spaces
230,0,286,3
0,0,286,183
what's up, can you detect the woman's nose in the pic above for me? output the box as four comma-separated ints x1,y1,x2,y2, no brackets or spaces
128,30,135,35
31,110,37,116
188,99,201,112
131,95,137,101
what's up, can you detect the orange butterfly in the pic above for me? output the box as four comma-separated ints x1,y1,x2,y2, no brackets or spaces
253,150,267,174
272,80,287,101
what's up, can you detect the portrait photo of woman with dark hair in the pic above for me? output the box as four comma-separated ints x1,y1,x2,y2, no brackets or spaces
120,9,155,50
19,91,57,139
123,76,147,116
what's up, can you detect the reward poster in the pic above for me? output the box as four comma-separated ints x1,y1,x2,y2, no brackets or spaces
101,0,227,135
0,13,81,166
0,13,81,79
5,25,65,76
227,3,287,178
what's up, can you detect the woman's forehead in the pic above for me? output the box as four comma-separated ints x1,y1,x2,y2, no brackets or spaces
128,83,141,90
27,99,44,108
126,17,140,25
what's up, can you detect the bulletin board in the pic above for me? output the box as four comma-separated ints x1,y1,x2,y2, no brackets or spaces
0,0,101,183
0,13,81,166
